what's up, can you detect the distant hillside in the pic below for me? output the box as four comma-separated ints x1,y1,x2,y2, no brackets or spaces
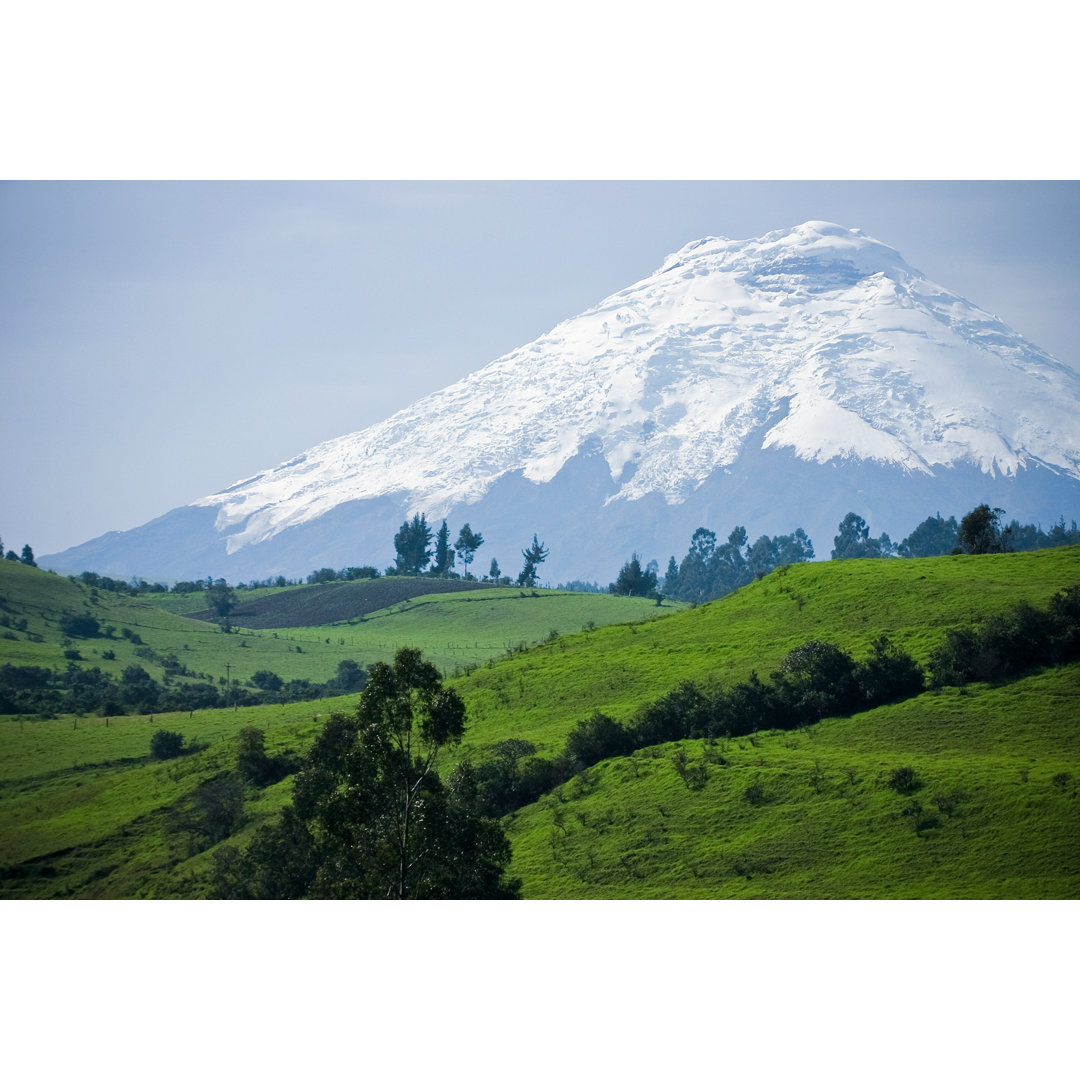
0,560,676,701
184,576,492,628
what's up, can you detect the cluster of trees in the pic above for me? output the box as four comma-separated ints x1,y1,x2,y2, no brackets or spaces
69,571,169,595
0,650,368,718
391,513,547,587
927,585,1080,686
657,526,815,605
1,538,37,567
392,514,486,577
1,661,215,717
832,505,1080,560
210,648,519,899
608,554,660,598
305,566,380,584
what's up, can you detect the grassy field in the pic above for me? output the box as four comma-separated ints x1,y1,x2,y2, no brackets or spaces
0,699,328,898
139,585,290,615
1,547,1077,899
445,546,1080,760
503,664,1080,898
0,559,681,686
167,576,497,627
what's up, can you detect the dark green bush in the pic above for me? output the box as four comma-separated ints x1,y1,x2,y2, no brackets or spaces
250,669,284,692
887,766,921,794
566,711,633,768
149,729,185,760
59,612,101,638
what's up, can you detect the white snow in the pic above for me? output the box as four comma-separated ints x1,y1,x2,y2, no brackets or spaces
192,221,1080,552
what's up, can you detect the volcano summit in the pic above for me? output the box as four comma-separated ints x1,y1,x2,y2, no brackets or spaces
45,221,1080,583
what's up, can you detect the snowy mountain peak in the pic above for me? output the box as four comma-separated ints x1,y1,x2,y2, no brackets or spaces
49,222,1080,583
190,221,1080,561
661,221,907,279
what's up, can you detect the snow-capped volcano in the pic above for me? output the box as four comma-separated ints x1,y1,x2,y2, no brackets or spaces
45,221,1080,583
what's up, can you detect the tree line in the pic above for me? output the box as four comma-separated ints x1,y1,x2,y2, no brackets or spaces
0,640,368,718
10,496,1068,606
391,513,549,586
831,504,1080,560
458,585,1080,819
605,503,1080,607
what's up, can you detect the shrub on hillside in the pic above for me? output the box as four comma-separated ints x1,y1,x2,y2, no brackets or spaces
150,729,186,760
235,725,299,786
887,766,922,795
854,636,924,706
565,711,633,768
325,659,367,694
928,588,1080,688
58,612,101,638
629,682,712,746
773,639,861,720
250,669,284,692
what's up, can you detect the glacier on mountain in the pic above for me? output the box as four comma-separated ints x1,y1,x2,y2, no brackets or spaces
45,221,1080,583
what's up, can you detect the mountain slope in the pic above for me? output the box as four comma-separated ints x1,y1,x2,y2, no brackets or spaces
44,222,1080,582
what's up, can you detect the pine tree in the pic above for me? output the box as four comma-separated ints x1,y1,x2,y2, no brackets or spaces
518,535,549,587
453,523,484,579
610,554,658,597
432,519,455,576
393,514,434,575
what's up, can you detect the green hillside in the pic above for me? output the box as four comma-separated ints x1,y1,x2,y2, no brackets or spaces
0,559,680,691
1,548,1077,899
448,546,1080,759
171,576,495,627
504,664,1080,898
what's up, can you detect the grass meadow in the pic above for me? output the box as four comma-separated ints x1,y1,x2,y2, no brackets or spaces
0,559,679,686
1,547,1077,898
504,665,1080,898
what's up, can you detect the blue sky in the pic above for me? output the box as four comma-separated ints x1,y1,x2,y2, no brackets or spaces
2,180,1078,556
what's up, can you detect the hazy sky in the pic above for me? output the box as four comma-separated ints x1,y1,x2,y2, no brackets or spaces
2,179,1078,557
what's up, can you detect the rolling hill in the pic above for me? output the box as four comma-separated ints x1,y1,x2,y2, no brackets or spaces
1,547,1077,898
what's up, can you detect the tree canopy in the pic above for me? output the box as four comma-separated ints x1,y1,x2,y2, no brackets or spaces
210,647,520,899
393,514,434,575
830,513,895,560
454,523,484,578
204,579,237,618
957,504,1007,555
897,513,959,558
432,519,455,576
610,553,659,597
518,534,549,587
